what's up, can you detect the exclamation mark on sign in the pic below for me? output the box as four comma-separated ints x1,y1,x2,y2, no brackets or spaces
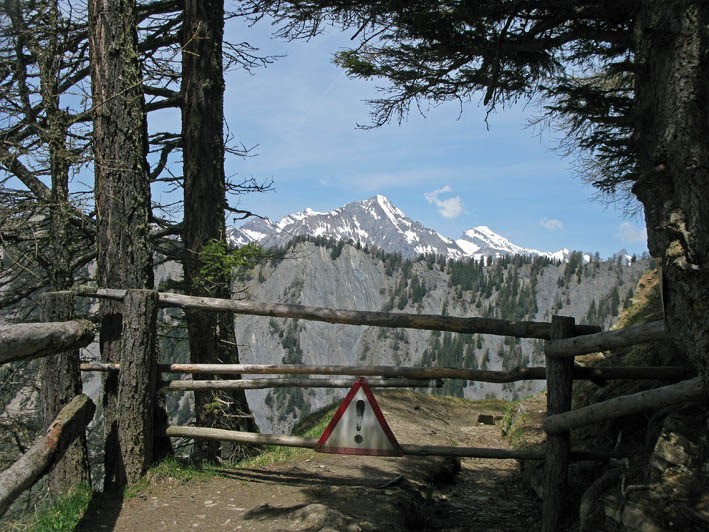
354,400,365,444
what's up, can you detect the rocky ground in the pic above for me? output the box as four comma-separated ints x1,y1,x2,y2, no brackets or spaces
74,391,544,531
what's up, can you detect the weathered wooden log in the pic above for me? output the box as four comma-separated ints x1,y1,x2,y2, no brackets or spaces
166,426,319,448
0,320,95,365
78,287,601,339
160,377,439,392
0,394,95,518
544,377,705,434
160,363,549,382
85,361,692,383
544,320,666,358
164,426,542,459
164,426,623,461
399,443,545,460
543,315,576,532
571,365,692,382
399,445,622,460
80,362,120,372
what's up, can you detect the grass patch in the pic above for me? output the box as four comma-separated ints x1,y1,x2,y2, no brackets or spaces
125,457,217,499
236,404,338,469
123,405,340,491
500,392,546,450
20,482,93,532
292,404,338,437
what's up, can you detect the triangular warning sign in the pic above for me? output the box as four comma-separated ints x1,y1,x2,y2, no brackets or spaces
315,377,403,456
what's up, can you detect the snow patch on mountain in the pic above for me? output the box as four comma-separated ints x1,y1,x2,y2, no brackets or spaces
456,226,549,260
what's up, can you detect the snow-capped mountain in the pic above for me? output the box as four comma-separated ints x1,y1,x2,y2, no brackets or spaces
228,195,568,260
228,195,464,259
455,226,577,262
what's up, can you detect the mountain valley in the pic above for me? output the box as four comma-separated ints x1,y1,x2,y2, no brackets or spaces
215,235,648,434
208,196,650,433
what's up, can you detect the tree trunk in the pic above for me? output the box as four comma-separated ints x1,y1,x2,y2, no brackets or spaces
38,6,89,495
181,0,257,463
32,0,74,292
39,292,91,498
115,290,159,485
88,0,154,490
633,1,709,391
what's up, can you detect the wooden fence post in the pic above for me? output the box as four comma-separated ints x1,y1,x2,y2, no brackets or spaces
39,292,91,497
100,294,123,492
543,315,576,531
114,289,159,487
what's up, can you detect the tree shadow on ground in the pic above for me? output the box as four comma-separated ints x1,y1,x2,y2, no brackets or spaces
229,454,542,532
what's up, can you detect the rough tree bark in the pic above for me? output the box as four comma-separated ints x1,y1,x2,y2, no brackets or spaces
633,0,709,390
181,0,257,463
115,290,159,485
39,292,91,498
88,0,155,490
38,17,88,494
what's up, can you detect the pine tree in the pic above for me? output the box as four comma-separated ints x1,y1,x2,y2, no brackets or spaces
249,0,709,384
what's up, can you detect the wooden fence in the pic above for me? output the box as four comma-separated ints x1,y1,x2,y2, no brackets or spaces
0,320,96,518
2,287,702,531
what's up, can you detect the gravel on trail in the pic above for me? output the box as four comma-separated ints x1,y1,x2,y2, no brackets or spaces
75,391,543,531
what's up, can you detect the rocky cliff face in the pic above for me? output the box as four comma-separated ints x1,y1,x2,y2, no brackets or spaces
597,408,709,531
232,239,648,434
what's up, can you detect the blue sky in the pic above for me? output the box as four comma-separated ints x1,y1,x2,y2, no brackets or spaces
209,20,647,258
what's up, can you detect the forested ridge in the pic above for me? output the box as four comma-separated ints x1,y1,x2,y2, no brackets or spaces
231,237,648,432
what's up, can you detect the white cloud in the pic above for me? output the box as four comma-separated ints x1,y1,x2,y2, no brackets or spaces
539,217,564,231
616,221,647,244
424,186,464,219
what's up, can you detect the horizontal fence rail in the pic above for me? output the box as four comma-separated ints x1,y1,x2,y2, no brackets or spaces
160,377,441,392
0,321,96,365
164,426,624,461
77,287,601,339
155,363,691,384
165,426,547,460
571,365,691,381
162,363,548,382
80,362,120,372
543,376,704,434
544,320,666,358
80,362,693,384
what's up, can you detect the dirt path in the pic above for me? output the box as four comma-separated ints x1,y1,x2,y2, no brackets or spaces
76,392,543,531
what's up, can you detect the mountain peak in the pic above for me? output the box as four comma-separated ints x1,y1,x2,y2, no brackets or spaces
228,196,568,261
470,225,494,235
457,226,565,260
